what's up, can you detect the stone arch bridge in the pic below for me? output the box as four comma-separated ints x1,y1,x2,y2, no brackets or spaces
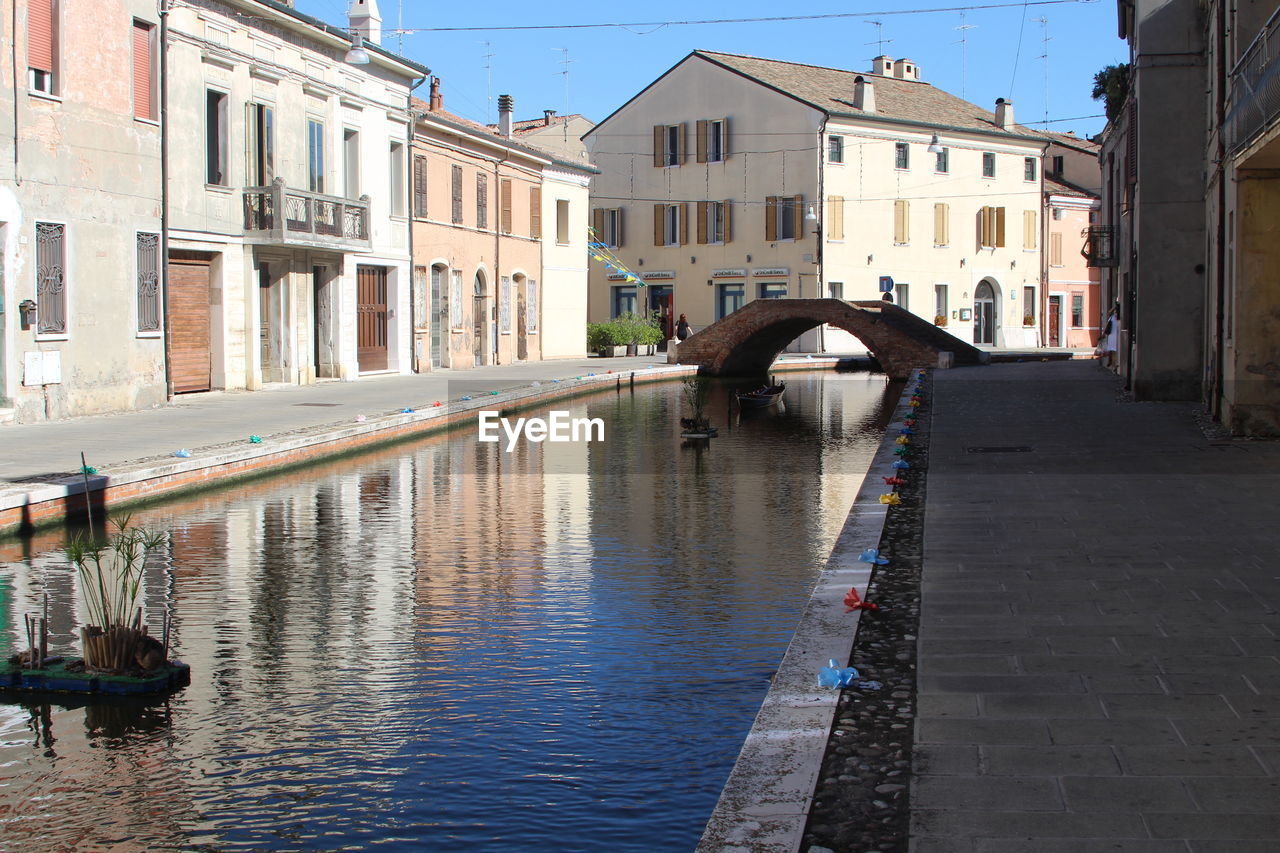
674,299,987,379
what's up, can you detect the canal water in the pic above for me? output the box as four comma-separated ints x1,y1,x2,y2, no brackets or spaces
0,371,894,852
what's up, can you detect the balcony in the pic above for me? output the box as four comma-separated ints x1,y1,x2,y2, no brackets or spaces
243,179,371,252
1082,226,1118,268
1227,7,1280,155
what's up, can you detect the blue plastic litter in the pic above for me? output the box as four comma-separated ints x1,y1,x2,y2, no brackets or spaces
401,408,414,413
899,427,915,435
818,659,860,688
859,548,889,565
461,396,472,401
859,680,884,691
173,449,192,458
891,460,910,470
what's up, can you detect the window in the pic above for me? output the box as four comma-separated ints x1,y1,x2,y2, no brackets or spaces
827,196,844,240
206,90,228,185
413,155,428,217
698,118,728,163
1051,154,1064,175
35,222,66,336
1023,286,1037,323
475,173,488,229
390,142,405,216
978,205,1006,248
935,147,949,173
137,232,160,333
613,286,638,317
1052,207,1064,221
894,199,910,244
828,135,844,163
28,0,58,95
697,201,730,244
654,123,685,167
933,202,949,246
500,179,513,234
451,165,463,224
895,142,910,170
556,199,570,244
1024,157,1037,181
527,279,538,332
982,152,996,178
652,203,685,246
307,118,325,193
248,103,275,186
1050,231,1063,266
759,282,787,299
132,20,157,120
934,284,948,321
1071,294,1084,327
717,283,744,319
343,129,359,198
1023,210,1037,249
894,282,910,310
450,269,463,327
500,276,511,332
829,282,844,300
529,187,542,238
765,195,801,241
594,207,624,247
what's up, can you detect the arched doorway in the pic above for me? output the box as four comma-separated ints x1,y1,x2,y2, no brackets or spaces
473,271,487,366
514,273,528,361
973,279,997,345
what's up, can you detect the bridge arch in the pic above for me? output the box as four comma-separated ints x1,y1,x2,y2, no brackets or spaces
674,298,984,379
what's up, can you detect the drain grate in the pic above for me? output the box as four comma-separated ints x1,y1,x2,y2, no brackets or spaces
294,403,343,407
966,446,1033,454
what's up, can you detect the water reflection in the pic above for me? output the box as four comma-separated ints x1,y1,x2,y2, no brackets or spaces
0,372,894,851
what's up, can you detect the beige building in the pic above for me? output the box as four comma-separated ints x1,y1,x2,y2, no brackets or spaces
410,81,594,369
584,50,1047,351
509,112,595,165
1,0,165,423
164,0,428,393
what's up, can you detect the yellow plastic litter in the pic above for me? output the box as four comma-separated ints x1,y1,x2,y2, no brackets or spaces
895,436,911,445
879,493,901,505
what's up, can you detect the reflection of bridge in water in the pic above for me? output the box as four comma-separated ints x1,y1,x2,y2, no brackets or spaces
674,299,988,379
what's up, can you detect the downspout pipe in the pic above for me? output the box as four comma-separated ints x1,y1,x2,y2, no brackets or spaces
160,1,173,400
405,72,429,372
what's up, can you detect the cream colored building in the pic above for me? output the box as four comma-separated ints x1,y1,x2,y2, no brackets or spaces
164,0,428,393
584,50,1047,351
509,112,595,165
1,0,165,423
410,82,594,369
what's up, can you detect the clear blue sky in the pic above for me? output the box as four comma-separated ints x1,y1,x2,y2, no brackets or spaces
295,0,1127,139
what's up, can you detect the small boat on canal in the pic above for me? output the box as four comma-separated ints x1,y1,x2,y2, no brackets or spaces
736,382,786,409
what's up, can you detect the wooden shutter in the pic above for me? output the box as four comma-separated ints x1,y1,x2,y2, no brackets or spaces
934,203,948,246
593,208,605,241
529,186,541,238
894,199,909,244
500,178,513,233
995,206,1006,248
1126,101,1137,185
678,123,688,164
1050,231,1063,266
653,125,665,167
413,155,427,217
765,196,778,241
696,119,708,163
722,117,731,159
722,200,733,243
829,196,844,240
696,201,708,244
451,165,463,224
132,21,153,120
679,202,689,245
616,207,625,247
476,173,487,228
1023,210,1037,249
792,195,804,238
29,0,54,74
654,204,664,245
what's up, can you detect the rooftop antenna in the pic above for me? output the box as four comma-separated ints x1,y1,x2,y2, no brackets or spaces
1033,17,1051,126
480,41,495,124
953,12,977,100
864,20,892,56
554,47,573,117
397,0,404,53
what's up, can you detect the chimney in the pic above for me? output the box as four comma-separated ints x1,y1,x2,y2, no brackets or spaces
543,109,557,127
871,55,893,76
348,0,382,45
429,77,442,111
498,94,514,137
853,75,876,113
995,97,1015,130
893,58,920,81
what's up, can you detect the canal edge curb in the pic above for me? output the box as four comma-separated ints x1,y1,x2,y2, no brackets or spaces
697,368,926,853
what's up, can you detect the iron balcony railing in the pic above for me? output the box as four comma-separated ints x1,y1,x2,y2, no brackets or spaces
1082,225,1118,268
243,178,372,251
1227,7,1280,155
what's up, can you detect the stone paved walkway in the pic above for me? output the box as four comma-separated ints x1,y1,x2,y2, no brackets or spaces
912,360,1280,852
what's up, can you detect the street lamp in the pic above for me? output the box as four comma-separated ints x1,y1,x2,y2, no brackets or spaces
927,133,944,154
344,32,371,65
805,204,819,234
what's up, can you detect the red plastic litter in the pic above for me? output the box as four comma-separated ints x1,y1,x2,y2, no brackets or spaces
882,476,904,486
844,587,879,613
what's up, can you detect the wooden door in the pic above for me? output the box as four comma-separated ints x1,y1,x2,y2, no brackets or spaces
1048,296,1062,347
357,265,388,372
168,256,212,393
430,266,444,369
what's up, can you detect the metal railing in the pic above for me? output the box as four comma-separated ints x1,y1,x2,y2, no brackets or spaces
1082,226,1118,268
1227,7,1280,154
243,179,371,250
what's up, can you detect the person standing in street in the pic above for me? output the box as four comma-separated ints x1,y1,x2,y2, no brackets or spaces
676,313,692,341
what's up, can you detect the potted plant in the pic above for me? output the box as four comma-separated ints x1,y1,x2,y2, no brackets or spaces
1023,314,1036,327
934,314,948,327
587,321,627,357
